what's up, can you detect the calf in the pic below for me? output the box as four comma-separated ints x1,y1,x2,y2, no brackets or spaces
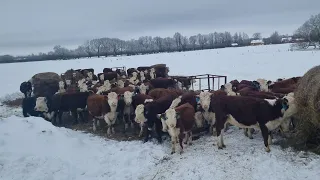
20,81,32,97
268,77,300,90
210,95,290,152
169,92,197,111
158,103,195,154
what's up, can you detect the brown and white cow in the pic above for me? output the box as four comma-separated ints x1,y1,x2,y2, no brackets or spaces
158,103,195,154
210,95,291,152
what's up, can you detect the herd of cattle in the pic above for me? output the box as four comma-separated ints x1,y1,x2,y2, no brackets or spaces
19,64,299,154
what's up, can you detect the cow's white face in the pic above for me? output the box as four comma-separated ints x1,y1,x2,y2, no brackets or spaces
87,72,93,80
160,108,179,137
117,80,124,88
150,68,155,79
34,97,48,112
78,78,86,85
107,92,118,109
132,72,138,78
59,81,65,89
104,80,111,86
139,84,148,94
135,104,146,125
123,91,134,105
99,74,104,81
66,80,71,85
72,72,76,77
199,91,212,111
257,78,268,92
79,83,88,92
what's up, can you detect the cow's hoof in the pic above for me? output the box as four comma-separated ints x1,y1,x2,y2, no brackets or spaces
171,151,175,154
249,136,253,139
218,146,223,149
222,144,226,148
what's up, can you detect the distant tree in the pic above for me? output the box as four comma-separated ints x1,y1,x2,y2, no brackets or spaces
189,35,197,50
197,34,206,49
0,55,14,62
154,36,163,52
270,31,281,44
252,32,262,40
173,32,182,50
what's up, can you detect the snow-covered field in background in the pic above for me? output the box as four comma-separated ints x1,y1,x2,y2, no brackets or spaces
0,44,320,180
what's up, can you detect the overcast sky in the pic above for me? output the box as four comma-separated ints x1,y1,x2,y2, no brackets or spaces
1,0,319,55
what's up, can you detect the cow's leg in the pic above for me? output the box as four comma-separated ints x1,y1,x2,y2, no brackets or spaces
244,128,248,137
171,135,177,154
260,124,271,152
178,133,184,154
187,131,193,145
92,118,97,132
104,115,112,136
124,113,129,131
23,109,29,117
71,110,78,125
144,120,154,143
155,119,163,144
248,128,253,139
268,131,272,145
58,111,63,125
52,111,58,125
139,123,144,137
216,114,227,149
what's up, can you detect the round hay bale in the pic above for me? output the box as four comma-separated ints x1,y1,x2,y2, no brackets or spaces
31,72,61,97
293,65,320,152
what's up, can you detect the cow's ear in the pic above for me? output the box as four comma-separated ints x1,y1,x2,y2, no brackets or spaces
156,114,162,119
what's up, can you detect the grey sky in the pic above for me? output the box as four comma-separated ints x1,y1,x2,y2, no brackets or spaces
1,0,319,55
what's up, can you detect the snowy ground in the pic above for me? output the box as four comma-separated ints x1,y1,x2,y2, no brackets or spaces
1,44,320,180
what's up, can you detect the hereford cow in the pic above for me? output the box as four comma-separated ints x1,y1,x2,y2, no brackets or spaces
210,95,291,152
87,92,118,135
34,92,90,125
158,103,195,154
136,93,179,143
20,81,32,97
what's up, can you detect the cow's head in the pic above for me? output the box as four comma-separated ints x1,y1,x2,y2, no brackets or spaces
79,83,88,92
78,78,86,86
87,72,93,80
107,92,118,109
158,108,180,135
117,80,125,88
72,72,76,77
34,97,48,112
256,79,269,92
198,91,212,111
99,74,105,81
123,91,134,105
59,81,65,89
135,104,147,125
104,80,111,87
65,79,71,86
138,83,149,94
132,72,138,78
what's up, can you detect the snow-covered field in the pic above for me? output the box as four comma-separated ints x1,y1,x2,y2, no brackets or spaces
0,44,320,180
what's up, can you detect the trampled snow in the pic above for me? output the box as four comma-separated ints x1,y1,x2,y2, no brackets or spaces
1,44,320,180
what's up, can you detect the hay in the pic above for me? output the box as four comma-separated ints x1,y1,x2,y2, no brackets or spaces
31,72,61,97
292,65,320,153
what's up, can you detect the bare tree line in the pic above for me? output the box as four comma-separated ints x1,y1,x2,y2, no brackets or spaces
0,26,301,64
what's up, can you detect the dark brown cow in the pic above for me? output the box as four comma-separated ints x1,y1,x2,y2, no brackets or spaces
158,103,195,154
149,77,176,89
210,95,290,152
148,88,180,100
